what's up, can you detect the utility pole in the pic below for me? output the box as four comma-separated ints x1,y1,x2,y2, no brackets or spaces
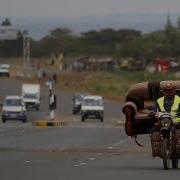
23,31,30,67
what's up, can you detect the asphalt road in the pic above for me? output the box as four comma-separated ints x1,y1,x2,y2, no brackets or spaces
0,78,123,124
1,151,180,180
0,78,180,180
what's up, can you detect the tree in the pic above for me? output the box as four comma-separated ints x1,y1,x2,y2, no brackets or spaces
164,14,176,42
49,28,72,39
165,14,173,30
1,18,11,26
177,17,180,30
31,27,76,57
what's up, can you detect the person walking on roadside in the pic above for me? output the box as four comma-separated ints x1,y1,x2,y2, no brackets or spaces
49,90,57,121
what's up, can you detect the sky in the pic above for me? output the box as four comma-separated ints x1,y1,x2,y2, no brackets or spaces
0,0,180,18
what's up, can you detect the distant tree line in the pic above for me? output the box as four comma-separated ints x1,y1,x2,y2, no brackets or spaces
1,16,180,62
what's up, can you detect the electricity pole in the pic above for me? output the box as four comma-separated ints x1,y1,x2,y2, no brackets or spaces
23,31,30,67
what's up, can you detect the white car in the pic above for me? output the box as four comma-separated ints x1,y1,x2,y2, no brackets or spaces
1,96,27,123
81,95,104,122
0,64,10,77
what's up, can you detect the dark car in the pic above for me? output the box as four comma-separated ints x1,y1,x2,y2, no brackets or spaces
72,94,86,114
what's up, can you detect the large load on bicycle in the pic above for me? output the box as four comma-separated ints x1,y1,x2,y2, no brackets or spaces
122,80,180,170
122,80,180,136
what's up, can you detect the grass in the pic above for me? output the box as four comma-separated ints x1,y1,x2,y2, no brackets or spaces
55,70,178,102
3,58,178,102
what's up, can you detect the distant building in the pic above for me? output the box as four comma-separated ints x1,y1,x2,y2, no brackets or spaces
154,58,170,73
73,57,115,72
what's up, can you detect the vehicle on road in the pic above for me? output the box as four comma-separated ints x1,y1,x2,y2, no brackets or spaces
150,112,180,170
122,81,180,170
0,64,10,77
1,96,27,123
22,84,41,111
72,93,86,114
81,95,104,122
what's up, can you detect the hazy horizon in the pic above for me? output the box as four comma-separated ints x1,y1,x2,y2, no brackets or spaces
1,0,180,18
1,12,180,39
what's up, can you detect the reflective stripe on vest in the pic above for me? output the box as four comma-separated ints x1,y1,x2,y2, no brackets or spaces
157,95,180,123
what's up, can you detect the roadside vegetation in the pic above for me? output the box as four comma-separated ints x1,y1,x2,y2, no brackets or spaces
1,17,180,102
11,64,177,102
55,70,177,102
0,16,180,62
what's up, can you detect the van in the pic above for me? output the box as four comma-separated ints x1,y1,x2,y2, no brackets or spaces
22,84,40,111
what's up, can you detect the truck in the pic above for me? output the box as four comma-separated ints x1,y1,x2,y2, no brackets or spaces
22,84,40,111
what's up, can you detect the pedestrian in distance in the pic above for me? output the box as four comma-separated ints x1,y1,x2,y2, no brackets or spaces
52,73,57,85
49,90,57,121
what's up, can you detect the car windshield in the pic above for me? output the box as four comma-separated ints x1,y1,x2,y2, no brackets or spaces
24,94,37,99
73,95,84,102
83,99,102,106
0,64,9,69
0,67,8,69
4,99,22,106
75,95,84,102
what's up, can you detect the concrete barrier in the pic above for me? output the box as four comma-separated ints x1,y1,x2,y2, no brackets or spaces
33,120,66,127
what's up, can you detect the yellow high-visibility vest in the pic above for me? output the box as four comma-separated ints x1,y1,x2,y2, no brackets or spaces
157,95,180,123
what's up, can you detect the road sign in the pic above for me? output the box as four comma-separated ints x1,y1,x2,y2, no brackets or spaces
0,26,18,40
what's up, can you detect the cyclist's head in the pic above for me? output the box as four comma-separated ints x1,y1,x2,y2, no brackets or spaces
162,81,176,98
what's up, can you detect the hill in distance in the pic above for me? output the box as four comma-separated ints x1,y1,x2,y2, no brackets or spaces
1,12,179,39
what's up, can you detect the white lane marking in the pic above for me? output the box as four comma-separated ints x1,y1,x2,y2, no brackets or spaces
89,158,95,161
111,137,131,147
80,162,87,166
108,146,113,149
73,162,87,167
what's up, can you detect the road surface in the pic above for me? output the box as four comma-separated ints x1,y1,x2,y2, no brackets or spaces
0,78,180,180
